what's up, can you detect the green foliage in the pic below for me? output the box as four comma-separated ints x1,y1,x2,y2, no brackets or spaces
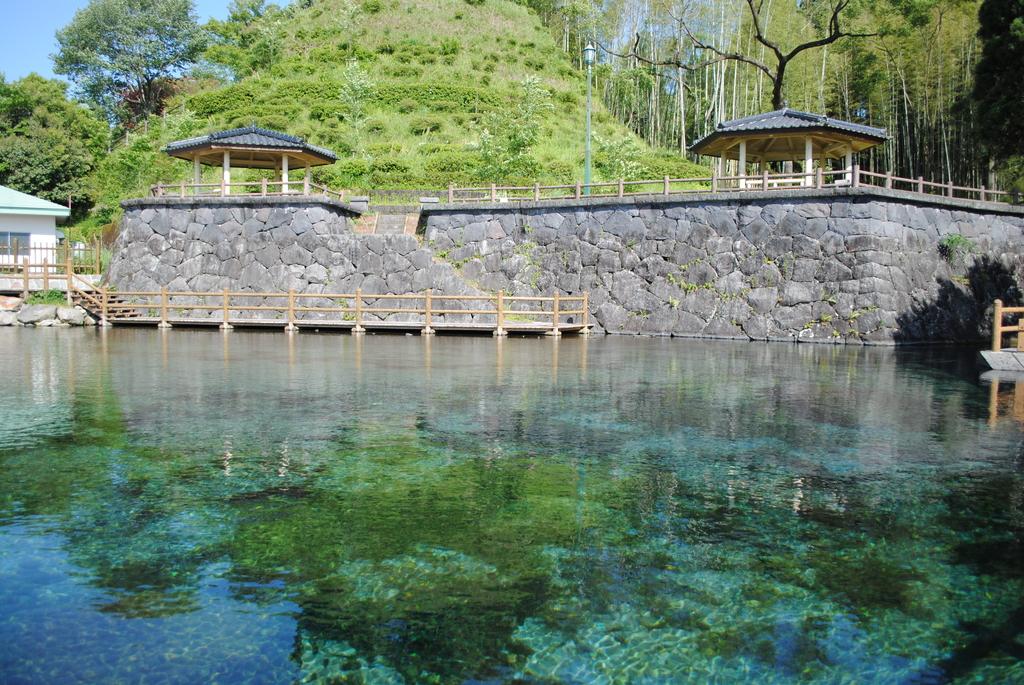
975,0,1024,160
0,75,109,219
409,115,444,135
475,76,554,181
54,0,207,122
88,109,205,228
593,134,644,180
938,233,977,265
26,290,68,306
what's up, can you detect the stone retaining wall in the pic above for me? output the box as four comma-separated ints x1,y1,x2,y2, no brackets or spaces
108,197,488,321
421,188,1024,343
108,188,1024,343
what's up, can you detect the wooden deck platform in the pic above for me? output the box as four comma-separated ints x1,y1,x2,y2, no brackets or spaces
63,275,591,337
109,316,589,335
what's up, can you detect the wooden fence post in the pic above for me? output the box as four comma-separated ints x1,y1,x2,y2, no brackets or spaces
617,179,624,197
549,292,561,337
816,167,823,189
65,255,74,305
42,259,49,292
762,170,769,190
885,171,893,189
22,257,29,298
423,289,434,335
159,287,171,328
285,289,297,332
575,181,582,199
947,181,954,198
220,288,233,330
101,287,110,326
852,163,860,188
663,175,670,195
917,176,925,194
981,186,987,202
494,290,506,337
582,291,590,335
534,182,541,201
993,299,1004,352
261,178,268,197
353,288,365,334
179,181,186,198
447,184,454,203
490,183,497,202
711,169,718,193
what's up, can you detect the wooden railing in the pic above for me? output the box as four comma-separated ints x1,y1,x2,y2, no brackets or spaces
151,167,1019,207
150,179,348,204
440,166,1017,204
0,254,104,296
990,299,1024,352
65,277,590,336
0,242,102,273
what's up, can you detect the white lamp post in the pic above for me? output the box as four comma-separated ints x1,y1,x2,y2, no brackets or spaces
583,43,596,197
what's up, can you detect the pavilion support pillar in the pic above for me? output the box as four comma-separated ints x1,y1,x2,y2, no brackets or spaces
222,150,231,196
193,157,201,186
844,146,853,185
738,140,747,189
282,154,290,194
304,163,311,195
804,137,813,187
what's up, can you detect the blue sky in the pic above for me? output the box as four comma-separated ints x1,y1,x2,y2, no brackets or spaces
1,1,230,83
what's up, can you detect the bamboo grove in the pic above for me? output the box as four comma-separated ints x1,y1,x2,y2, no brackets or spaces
529,0,1003,188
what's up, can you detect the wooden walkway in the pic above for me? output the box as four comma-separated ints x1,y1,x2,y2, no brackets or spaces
67,275,591,337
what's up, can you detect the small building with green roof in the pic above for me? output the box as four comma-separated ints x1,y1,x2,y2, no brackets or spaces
0,185,71,264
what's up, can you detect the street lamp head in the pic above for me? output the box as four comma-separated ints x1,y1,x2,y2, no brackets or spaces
583,43,596,66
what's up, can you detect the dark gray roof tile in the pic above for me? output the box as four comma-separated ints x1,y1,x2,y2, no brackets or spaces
164,126,337,161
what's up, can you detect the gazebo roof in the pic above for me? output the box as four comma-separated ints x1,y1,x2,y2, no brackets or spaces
164,126,337,168
691,109,888,161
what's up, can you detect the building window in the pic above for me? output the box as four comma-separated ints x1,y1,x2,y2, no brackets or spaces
0,232,32,256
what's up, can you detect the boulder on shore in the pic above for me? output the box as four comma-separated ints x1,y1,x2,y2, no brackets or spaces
17,305,58,325
0,296,22,311
57,306,87,325
0,311,17,326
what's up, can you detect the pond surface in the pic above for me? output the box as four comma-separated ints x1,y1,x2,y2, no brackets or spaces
0,328,1021,684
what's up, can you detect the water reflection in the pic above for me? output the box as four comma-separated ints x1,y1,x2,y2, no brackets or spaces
0,329,1021,684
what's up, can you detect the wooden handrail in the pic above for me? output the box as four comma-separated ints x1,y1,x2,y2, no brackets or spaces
148,169,1020,210
990,299,1024,352
59,283,591,336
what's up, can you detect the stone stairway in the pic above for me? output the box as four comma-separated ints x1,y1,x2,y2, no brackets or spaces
354,205,420,235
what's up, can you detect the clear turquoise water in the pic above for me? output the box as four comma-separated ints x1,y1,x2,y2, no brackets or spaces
0,328,1022,684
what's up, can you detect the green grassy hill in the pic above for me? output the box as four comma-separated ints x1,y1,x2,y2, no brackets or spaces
82,0,704,233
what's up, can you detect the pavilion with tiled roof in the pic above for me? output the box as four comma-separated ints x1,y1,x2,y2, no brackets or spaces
691,109,888,187
163,127,337,193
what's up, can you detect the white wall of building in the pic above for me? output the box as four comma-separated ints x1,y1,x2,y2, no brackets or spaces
0,213,59,264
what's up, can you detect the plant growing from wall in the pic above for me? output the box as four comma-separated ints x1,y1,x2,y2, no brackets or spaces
938,234,976,267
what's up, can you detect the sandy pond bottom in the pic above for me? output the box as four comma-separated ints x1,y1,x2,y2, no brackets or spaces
0,328,1021,684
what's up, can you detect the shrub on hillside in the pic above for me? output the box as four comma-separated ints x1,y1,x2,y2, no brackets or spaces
186,83,257,117
365,118,387,135
409,116,444,135
635,154,709,180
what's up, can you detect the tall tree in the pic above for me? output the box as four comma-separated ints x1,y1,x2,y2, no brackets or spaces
974,0,1024,160
53,0,206,123
0,75,109,217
